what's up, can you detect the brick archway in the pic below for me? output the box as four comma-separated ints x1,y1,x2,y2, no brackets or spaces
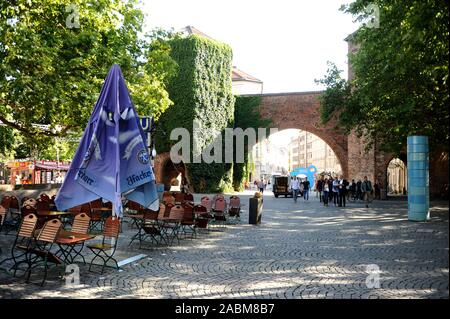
255,91,349,177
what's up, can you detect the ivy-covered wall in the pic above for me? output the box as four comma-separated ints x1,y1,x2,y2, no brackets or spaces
232,96,271,191
156,35,235,193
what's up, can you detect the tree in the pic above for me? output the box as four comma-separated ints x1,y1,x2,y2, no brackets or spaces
317,0,449,154
0,0,176,158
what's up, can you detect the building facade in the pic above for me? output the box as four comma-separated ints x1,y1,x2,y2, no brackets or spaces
288,130,342,175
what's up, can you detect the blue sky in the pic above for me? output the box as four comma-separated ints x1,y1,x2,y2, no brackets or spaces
141,0,362,93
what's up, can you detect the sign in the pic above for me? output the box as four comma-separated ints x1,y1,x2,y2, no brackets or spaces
139,117,153,132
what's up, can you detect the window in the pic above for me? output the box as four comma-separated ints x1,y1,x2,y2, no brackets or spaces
299,136,305,142
307,152,313,159
299,145,305,150
292,147,298,154
307,142,312,149
299,153,305,159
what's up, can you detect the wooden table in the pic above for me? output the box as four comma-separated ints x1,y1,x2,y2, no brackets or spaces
56,230,96,264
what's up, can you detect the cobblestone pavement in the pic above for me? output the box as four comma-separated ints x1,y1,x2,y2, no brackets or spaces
0,191,448,299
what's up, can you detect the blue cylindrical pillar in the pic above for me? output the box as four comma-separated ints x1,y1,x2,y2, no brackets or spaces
407,136,429,221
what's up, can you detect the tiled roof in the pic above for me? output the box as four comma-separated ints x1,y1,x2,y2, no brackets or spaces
232,66,262,83
182,25,215,40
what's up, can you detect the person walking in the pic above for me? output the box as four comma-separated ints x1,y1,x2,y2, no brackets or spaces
290,176,300,203
361,176,373,208
302,177,310,201
356,179,363,200
258,179,265,194
323,178,330,207
317,177,324,203
332,177,339,206
337,175,348,207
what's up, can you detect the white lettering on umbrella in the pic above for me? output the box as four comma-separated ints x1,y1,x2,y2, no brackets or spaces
100,109,115,126
119,130,139,144
92,135,102,160
123,135,142,160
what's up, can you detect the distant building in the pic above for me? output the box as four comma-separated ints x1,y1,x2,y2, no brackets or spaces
181,26,264,95
232,66,263,95
250,139,288,182
288,131,341,175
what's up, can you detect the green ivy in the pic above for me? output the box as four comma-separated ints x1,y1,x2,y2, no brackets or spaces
156,35,235,193
232,96,271,191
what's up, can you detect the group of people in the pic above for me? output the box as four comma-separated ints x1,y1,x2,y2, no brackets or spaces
289,176,311,202
289,175,375,208
315,175,374,208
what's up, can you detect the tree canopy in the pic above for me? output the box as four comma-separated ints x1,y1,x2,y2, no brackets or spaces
317,0,449,154
0,0,176,158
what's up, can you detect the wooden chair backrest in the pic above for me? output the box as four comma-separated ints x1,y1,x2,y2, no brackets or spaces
184,193,194,201
164,203,174,217
182,204,194,222
125,200,142,211
169,205,184,220
229,196,241,207
200,197,212,211
1,196,11,209
67,205,82,215
39,194,50,202
157,203,166,219
141,208,158,221
0,205,6,226
21,205,37,218
103,216,120,239
9,196,20,209
90,198,103,209
18,213,38,238
37,218,61,243
214,198,226,212
80,203,91,214
72,213,91,234
21,196,30,205
36,198,50,213
174,192,185,203
193,204,207,214
163,194,175,205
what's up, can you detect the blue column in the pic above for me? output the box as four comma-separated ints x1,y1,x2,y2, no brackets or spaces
407,136,429,221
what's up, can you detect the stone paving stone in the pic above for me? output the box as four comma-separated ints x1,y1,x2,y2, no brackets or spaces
0,192,448,299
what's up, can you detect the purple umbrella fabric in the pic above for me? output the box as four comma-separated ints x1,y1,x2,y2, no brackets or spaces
55,64,158,217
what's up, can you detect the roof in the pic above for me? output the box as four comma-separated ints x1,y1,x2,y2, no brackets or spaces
181,25,216,41
232,66,262,83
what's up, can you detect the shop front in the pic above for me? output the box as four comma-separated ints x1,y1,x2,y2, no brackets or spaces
7,160,71,186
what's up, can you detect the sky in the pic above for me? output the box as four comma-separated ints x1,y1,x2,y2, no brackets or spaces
141,0,361,94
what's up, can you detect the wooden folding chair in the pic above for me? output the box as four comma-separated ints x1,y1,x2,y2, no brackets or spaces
228,196,242,223
0,213,38,275
181,202,196,238
138,208,165,248
22,218,63,286
87,216,120,274
212,198,227,228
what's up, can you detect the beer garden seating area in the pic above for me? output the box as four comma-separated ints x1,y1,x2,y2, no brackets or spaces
0,191,243,285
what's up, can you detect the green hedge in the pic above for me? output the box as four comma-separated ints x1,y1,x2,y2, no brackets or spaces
156,35,235,193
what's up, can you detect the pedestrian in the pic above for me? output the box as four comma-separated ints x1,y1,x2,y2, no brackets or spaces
361,176,373,208
290,176,300,203
374,181,380,200
323,178,330,206
302,177,310,200
257,179,265,194
348,179,356,201
317,177,324,203
332,177,339,206
338,175,348,207
356,179,363,200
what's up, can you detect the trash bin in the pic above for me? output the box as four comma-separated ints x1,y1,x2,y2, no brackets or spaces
249,197,263,225
380,188,387,200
